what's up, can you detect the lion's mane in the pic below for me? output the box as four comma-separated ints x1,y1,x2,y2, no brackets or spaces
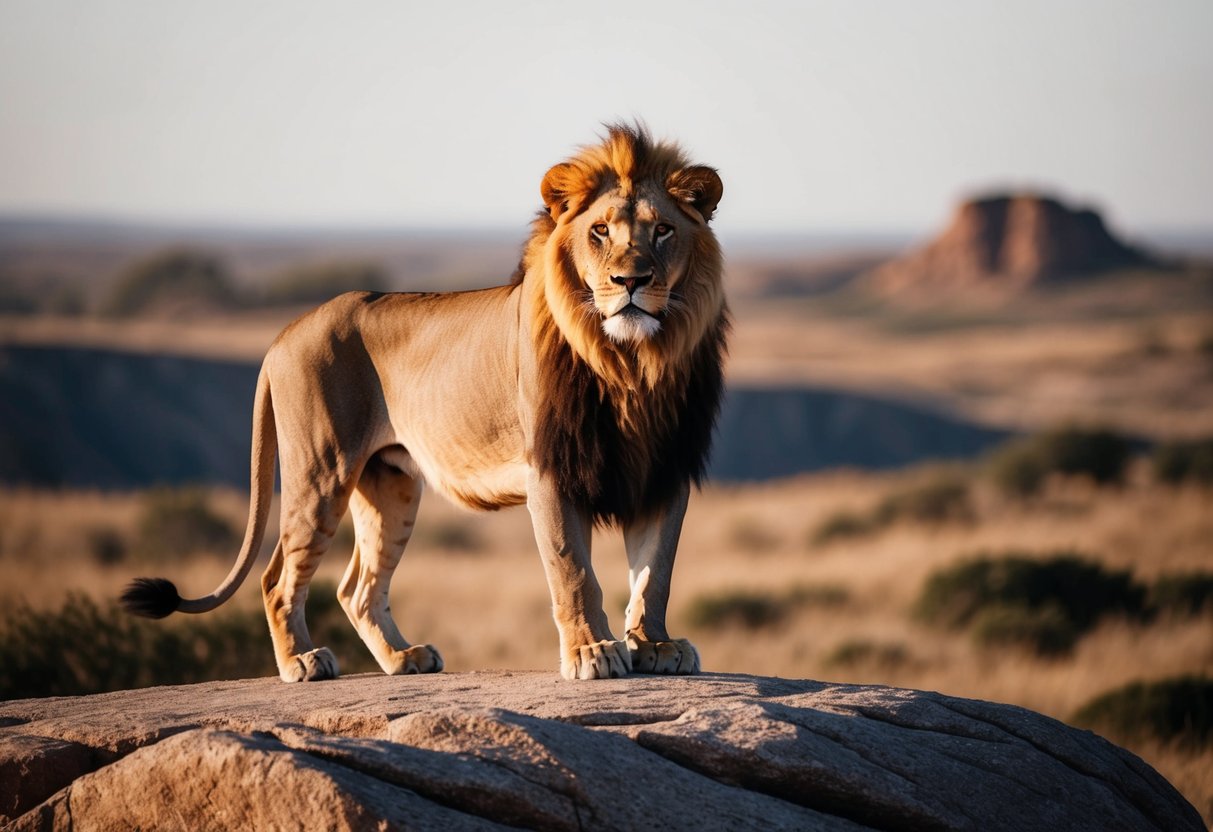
516,124,729,526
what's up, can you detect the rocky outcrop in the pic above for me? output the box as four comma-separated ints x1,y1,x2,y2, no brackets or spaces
869,193,1154,295
0,672,1202,831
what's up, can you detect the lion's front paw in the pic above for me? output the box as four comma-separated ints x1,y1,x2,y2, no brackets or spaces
561,639,632,680
384,644,444,675
626,633,700,675
280,647,340,682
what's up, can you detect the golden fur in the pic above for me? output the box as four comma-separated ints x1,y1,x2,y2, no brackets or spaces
123,124,728,681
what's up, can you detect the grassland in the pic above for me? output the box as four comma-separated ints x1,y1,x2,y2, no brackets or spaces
2,457,1211,819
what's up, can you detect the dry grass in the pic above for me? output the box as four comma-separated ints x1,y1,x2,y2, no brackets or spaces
2,469,1211,819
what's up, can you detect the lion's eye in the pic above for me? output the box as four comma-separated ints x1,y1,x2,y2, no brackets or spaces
591,223,610,238
655,223,674,240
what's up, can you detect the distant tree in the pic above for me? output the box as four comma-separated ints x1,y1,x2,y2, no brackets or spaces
101,248,237,317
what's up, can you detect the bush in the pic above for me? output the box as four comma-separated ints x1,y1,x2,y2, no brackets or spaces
1151,572,1213,617
914,552,1148,654
969,602,1079,656
808,474,973,546
0,580,385,699
986,427,1134,497
687,583,848,631
808,510,881,545
102,249,237,317
1073,676,1213,749
823,639,909,669
85,526,128,565
136,489,239,559
1153,438,1213,486
687,590,786,630
415,519,485,553
261,261,390,306
874,474,973,525
727,516,782,552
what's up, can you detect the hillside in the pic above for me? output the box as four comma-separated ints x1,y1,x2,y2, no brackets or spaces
0,344,1007,488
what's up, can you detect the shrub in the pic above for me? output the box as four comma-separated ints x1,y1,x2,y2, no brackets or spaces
135,489,239,559
986,427,1134,497
0,580,387,699
874,474,973,525
1150,572,1213,617
823,639,909,669
102,248,237,317
727,516,782,552
1073,676,1213,749
415,519,485,553
687,590,786,630
808,510,881,545
914,552,1148,654
808,474,972,546
1153,438,1213,486
969,602,1078,656
86,526,128,565
687,583,848,631
261,261,390,306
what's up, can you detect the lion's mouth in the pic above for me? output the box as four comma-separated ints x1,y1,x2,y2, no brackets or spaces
602,304,661,343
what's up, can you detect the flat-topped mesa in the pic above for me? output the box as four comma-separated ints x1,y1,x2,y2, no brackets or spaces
869,192,1155,295
0,672,1203,831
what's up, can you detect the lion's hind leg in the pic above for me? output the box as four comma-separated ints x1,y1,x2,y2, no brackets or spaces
262,533,342,683
338,451,443,676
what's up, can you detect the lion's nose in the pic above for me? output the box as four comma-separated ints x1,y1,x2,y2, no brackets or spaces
610,273,652,294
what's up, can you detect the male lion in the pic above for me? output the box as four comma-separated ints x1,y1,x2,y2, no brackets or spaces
123,124,727,682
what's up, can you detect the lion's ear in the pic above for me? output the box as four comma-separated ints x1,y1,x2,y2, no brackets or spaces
541,163,584,221
666,166,723,223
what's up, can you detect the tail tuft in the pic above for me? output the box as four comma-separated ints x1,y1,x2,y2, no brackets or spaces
120,577,181,619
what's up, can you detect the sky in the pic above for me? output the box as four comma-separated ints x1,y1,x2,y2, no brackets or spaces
1,0,1210,237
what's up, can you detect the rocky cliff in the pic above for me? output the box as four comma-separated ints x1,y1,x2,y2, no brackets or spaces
869,193,1154,296
1,672,1202,831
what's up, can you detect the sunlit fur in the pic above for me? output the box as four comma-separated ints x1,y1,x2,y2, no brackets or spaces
121,123,728,683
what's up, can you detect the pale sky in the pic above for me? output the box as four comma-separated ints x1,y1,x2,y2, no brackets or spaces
1,0,1210,236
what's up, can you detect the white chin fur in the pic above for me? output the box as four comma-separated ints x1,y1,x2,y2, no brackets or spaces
602,312,661,343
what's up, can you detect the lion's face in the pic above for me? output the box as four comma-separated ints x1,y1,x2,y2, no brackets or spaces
566,183,691,344
541,148,723,348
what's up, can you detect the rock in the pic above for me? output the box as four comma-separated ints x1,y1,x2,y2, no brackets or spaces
868,193,1155,296
0,672,1202,831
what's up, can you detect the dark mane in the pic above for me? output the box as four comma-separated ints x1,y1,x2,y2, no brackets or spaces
531,311,729,526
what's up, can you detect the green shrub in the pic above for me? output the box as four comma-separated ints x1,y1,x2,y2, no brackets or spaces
823,639,909,669
85,526,128,565
808,510,881,545
135,489,239,559
687,590,786,630
969,602,1079,656
687,583,848,631
1150,572,1213,617
0,581,384,699
102,248,237,317
727,516,782,552
261,261,389,306
875,474,973,524
986,427,1134,497
415,519,485,553
914,552,1148,654
808,474,972,546
1153,438,1213,486
1073,676,1213,749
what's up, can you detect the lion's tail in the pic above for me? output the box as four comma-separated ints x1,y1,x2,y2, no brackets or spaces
121,366,277,619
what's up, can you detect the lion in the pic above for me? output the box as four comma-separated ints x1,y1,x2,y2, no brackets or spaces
122,123,728,682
